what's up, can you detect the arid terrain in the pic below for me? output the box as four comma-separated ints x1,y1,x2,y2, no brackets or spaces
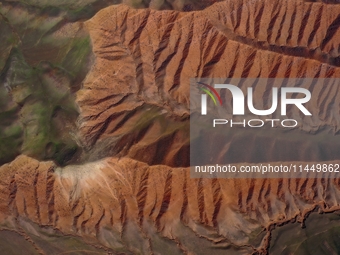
1,0,340,254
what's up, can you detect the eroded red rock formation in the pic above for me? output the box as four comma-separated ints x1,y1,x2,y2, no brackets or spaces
2,156,340,254
2,1,340,254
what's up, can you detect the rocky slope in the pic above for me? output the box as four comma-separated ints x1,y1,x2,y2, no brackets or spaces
2,156,340,254
77,1,340,165
2,0,340,254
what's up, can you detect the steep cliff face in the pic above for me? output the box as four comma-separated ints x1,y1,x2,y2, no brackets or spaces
2,0,340,254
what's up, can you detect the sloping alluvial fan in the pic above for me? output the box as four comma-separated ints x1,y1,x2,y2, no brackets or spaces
2,0,340,254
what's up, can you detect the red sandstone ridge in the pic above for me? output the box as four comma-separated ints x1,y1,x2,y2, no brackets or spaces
2,1,340,254
77,1,340,166
2,155,340,254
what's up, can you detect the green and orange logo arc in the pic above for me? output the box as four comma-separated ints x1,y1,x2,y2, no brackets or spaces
197,82,223,106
